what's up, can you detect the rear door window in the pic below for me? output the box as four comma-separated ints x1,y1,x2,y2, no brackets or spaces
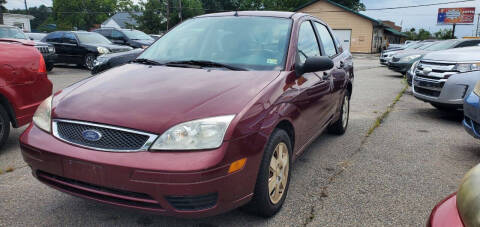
314,22,337,57
297,22,321,65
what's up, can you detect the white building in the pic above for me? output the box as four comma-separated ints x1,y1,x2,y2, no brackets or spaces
2,13,35,32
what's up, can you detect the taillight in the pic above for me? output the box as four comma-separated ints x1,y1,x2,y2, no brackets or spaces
38,54,46,73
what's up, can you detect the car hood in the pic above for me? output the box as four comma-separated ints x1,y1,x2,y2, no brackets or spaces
131,39,154,46
394,50,430,58
422,46,480,62
53,63,280,134
84,43,132,52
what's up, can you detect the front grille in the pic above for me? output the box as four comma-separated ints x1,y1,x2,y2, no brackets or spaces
414,86,441,97
35,46,49,54
37,171,163,210
415,61,457,81
53,120,156,152
166,193,218,211
391,57,400,62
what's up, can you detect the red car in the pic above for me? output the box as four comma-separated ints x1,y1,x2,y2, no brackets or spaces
20,11,353,217
0,39,52,147
428,164,480,227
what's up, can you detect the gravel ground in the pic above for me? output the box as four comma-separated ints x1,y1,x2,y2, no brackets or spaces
1,56,475,226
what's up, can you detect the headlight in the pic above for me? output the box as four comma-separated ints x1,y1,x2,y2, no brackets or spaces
150,115,235,150
473,81,480,96
141,45,148,49
409,60,420,74
400,54,422,62
33,96,53,132
97,47,110,54
48,46,55,53
455,63,480,73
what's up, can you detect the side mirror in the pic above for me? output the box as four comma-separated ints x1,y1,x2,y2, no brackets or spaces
296,56,334,77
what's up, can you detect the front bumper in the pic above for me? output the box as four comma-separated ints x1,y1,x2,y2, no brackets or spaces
413,72,480,106
20,124,265,217
463,92,480,139
388,61,411,73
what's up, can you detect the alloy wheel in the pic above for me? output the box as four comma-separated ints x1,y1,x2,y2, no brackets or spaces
85,55,95,70
268,142,289,204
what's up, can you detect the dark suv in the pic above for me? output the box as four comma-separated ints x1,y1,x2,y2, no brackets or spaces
42,31,133,70
93,28,155,48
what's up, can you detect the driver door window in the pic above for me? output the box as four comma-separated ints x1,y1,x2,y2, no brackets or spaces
297,22,321,65
63,33,77,45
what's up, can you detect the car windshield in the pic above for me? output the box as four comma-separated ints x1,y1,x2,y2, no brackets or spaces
139,16,292,71
423,40,459,51
122,30,153,40
76,32,113,45
417,42,438,50
406,42,430,49
0,27,28,39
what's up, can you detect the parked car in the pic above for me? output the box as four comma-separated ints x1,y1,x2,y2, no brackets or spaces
463,80,480,139
380,41,432,65
0,25,56,71
150,34,163,40
42,31,133,70
428,163,480,227
389,39,480,74
27,32,47,41
91,48,143,75
0,39,52,148
413,46,480,110
386,43,404,50
21,11,353,217
93,28,155,48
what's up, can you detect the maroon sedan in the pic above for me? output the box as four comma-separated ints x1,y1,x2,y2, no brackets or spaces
21,11,353,217
0,38,52,148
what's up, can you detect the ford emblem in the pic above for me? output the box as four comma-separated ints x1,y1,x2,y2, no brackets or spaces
82,130,102,142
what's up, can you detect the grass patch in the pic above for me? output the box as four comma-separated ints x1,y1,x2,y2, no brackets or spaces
365,82,408,139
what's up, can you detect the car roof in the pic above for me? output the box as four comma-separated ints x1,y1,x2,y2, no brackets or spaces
0,25,19,29
196,11,298,19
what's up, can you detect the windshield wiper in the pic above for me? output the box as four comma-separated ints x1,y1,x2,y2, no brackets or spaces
132,58,163,65
165,60,247,71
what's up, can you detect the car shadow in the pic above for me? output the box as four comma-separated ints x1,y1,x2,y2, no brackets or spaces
413,107,464,123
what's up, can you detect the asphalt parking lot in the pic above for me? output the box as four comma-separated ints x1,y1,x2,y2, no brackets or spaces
1,56,479,226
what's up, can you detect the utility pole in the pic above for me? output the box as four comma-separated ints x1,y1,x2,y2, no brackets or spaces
476,13,480,37
166,0,170,30
452,23,456,39
24,0,28,14
178,0,182,22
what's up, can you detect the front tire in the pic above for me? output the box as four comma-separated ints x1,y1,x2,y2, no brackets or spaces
46,63,54,72
84,54,96,70
243,129,292,217
328,90,351,134
0,105,11,148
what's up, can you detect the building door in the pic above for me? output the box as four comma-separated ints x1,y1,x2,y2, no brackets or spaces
332,29,351,52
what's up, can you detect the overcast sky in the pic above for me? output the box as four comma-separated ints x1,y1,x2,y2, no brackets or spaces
5,0,480,37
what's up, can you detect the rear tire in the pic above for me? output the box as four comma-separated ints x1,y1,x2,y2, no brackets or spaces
0,105,11,149
243,129,292,217
328,90,351,135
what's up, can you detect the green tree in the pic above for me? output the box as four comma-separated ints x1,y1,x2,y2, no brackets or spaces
434,29,455,40
417,29,432,40
132,0,166,34
9,5,52,31
53,0,117,30
331,0,365,11
0,0,7,24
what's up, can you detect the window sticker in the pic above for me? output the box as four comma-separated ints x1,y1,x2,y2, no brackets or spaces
267,58,278,64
